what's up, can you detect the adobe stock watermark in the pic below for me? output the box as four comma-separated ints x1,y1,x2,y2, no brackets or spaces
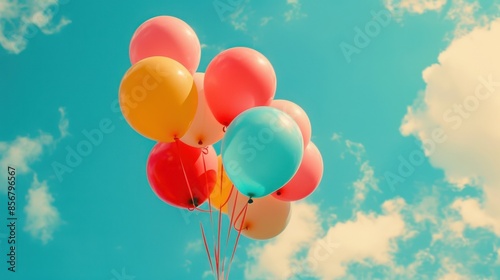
213,0,244,21
339,9,392,63
384,74,500,190
110,268,135,280
51,62,167,182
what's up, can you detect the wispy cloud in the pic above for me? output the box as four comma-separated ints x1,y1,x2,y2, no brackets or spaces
385,0,500,38
229,5,249,31
185,239,203,254
0,133,53,192
0,0,71,54
284,0,306,22
24,174,61,244
0,108,69,192
333,135,381,208
260,16,273,26
384,0,447,16
437,257,469,280
58,107,69,138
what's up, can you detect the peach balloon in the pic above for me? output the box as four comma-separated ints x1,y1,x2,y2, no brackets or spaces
272,142,323,201
227,191,291,240
271,99,312,148
181,73,225,147
129,16,201,74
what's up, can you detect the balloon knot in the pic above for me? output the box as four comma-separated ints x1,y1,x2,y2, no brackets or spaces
223,126,227,132
248,198,254,204
198,139,203,145
191,197,199,207
276,191,282,196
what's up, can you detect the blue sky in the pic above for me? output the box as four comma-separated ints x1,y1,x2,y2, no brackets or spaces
1,0,500,279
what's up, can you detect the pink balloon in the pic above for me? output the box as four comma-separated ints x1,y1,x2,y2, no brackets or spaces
227,190,291,240
271,99,312,148
272,142,323,201
129,16,201,74
204,47,276,126
181,73,225,148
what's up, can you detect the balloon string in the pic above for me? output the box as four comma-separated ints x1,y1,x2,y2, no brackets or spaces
175,138,197,209
189,207,211,213
220,184,234,209
226,203,249,280
201,150,218,278
221,186,239,275
200,223,214,274
215,198,224,279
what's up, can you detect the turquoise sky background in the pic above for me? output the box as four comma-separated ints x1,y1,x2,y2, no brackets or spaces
1,0,500,279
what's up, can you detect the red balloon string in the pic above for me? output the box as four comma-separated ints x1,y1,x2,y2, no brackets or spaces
221,185,240,275
201,150,218,278
225,203,249,280
200,223,214,274
174,138,197,208
220,184,234,209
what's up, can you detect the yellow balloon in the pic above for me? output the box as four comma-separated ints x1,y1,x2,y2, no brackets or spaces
119,56,198,142
210,156,233,214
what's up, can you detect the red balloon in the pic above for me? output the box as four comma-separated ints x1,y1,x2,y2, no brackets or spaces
147,141,217,209
204,47,276,126
272,142,323,201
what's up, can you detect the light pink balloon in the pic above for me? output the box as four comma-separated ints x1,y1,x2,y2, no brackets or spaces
272,142,323,202
204,47,276,126
271,99,312,148
181,73,225,148
227,190,290,240
129,16,201,74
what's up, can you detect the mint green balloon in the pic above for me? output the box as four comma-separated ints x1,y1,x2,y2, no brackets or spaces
221,107,304,198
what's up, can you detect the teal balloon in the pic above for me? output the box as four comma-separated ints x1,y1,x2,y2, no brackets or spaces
221,107,304,198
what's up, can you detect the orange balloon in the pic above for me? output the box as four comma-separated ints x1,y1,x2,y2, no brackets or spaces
119,56,198,142
210,155,233,214
227,190,291,240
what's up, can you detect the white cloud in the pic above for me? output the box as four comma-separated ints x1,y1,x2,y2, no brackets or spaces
244,202,322,280
352,161,380,207
334,136,380,208
260,16,273,26
24,174,61,244
307,198,407,279
284,0,306,22
0,132,53,192
245,202,322,279
446,0,480,37
58,107,69,138
0,0,71,54
451,198,500,235
229,5,249,31
437,257,469,280
400,18,500,235
185,239,203,253
385,0,447,16
413,195,439,224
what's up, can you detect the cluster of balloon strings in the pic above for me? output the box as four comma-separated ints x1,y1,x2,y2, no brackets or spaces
119,16,324,280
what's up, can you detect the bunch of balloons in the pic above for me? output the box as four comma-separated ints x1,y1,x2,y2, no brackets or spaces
119,15,324,277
